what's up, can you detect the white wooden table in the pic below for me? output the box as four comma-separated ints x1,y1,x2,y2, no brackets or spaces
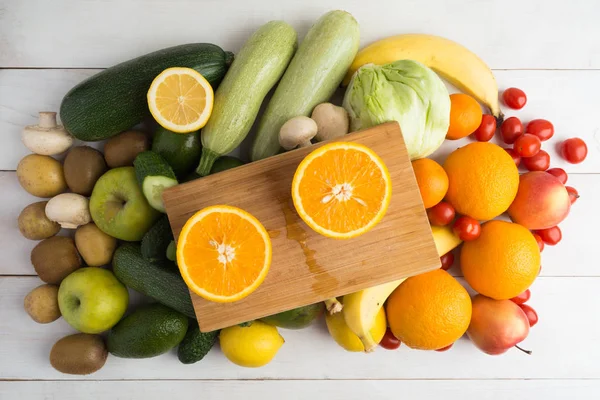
1,1,599,398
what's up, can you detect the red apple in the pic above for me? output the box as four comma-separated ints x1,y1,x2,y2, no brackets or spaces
467,294,530,355
507,171,571,230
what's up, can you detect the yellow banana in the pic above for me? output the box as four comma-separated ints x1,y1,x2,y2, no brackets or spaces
342,224,461,352
343,34,503,120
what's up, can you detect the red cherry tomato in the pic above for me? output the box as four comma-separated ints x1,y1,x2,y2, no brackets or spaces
504,148,521,167
453,216,481,241
380,328,401,350
518,304,538,327
560,138,588,164
500,117,524,144
513,134,541,157
535,226,562,246
435,343,454,352
566,186,579,204
502,88,527,110
522,150,550,171
440,252,455,271
427,202,456,226
532,233,545,252
473,115,497,142
526,119,554,141
510,289,531,305
546,168,568,184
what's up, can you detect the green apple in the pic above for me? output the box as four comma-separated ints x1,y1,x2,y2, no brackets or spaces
90,167,160,241
58,267,129,334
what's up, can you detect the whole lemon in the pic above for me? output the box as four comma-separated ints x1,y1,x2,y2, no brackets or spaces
386,269,471,350
219,321,284,368
325,307,386,352
461,220,540,300
443,142,519,221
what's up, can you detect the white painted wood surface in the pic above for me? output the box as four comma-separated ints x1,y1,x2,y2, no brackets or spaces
1,0,599,398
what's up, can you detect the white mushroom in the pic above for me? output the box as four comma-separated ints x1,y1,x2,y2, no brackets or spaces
45,193,91,229
311,103,349,142
279,116,318,150
21,112,73,156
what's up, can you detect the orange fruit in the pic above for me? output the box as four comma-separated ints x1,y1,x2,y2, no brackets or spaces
177,205,272,303
147,67,214,133
386,269,472,350
411,158,448,208
292,142,392,239
443,142,519,221
446,93,483,140
461,220,540,300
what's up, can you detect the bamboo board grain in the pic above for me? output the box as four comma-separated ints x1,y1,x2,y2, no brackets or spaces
163,122,440,331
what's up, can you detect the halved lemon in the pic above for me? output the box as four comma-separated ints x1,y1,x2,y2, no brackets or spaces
147,67,214,133
177,205,272,303
292,142,392,239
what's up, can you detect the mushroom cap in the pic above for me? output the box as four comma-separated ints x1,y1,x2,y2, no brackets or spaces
311,103,349,142
279,116,318,150
45,193,91,229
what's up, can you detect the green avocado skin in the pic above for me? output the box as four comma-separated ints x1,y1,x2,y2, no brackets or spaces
177,322,219,364
107,303,188,359
261,303,325,329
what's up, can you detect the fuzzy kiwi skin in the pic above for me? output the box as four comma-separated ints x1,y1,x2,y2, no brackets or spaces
31,236,82,284
64,146,107,196
24,284,61,323
104,131,150,168
50,333,108,375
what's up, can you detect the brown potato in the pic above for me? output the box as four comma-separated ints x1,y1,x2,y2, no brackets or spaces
31,236,81,284
103,130,150,168
50,333,107,375
75,223,117,266
24,284,61,323
64,146,107,196
18,201,61,240
17,154,67,198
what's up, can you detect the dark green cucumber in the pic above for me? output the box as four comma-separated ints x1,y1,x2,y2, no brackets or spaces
177,323,218,364
134,151,178,212
152,127,202,177
60,43,233,141
141,215,173,261
112,243,196,319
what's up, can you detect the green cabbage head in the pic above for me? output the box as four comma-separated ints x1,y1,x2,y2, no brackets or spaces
343,60,450,160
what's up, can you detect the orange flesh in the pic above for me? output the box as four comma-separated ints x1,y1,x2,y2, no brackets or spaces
180,211,268,297
154,74,207,125
297,148,388,234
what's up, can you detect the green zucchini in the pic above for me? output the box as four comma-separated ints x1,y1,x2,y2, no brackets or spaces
133,151,178,213
210,156,244,174
60,43,233,141
141,215,173,261
196,21,297,175
113,243,196,319
152,127,202,177
250,11,360,161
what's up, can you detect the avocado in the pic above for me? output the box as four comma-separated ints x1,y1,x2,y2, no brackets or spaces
261,302,325,329
107,303,188,358
177,322,218,364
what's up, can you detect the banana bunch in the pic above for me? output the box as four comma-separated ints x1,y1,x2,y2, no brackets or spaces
343,34,503,120
334,225,462,352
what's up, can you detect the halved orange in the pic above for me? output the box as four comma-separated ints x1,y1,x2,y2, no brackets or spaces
176,205,272,303
292,142,392,239
147,67,214,133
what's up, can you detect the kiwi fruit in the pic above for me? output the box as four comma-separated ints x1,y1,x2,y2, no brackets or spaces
31,236,81,284
17,154,67,198
64,146,107,196
18,201,61,240
104,130,150,168
50,333,107,375
75,223,117,267
24,284,61,323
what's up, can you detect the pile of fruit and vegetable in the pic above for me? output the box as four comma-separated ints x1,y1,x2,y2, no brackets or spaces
16,10,587,374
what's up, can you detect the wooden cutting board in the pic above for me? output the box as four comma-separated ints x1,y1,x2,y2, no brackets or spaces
163,122,440,332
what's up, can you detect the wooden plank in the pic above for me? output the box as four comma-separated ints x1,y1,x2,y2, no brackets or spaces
1,0,599,69
2,171,598,277
2,380,599,399
164,123,439,331
2,69,599,172
1,276,599,380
